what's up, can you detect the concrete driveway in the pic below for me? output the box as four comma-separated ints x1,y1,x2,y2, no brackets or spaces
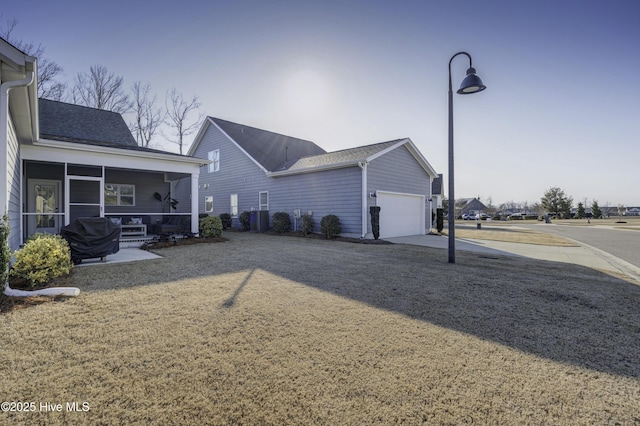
386,229,640,283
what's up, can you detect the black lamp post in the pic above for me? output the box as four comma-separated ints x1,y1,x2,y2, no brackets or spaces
448,52,486,263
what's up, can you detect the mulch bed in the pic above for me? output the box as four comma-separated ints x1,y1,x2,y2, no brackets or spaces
143,230,393,250
265,230,393,244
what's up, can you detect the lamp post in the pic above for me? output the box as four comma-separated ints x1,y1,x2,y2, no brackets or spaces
448,52,486,263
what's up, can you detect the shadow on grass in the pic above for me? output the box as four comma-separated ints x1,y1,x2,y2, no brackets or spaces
220,269,254,308
75,232,640,379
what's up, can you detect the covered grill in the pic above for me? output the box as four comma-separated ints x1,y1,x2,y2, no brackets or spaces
61,217,121,264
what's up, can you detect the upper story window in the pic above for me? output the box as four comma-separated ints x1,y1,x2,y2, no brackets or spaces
105,184,135,206
208,150,220,173
259,191,269,210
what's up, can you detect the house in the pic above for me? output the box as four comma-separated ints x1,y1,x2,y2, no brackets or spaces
181,117,439,239
455,198,487,219
1,37,204,252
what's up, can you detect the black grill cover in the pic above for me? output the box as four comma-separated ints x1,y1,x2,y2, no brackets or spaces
61,217,121,260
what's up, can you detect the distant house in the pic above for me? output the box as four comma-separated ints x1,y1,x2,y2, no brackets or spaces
456,198,487,218
1,37,203,251
624,207,640,216
431,174,443,210
181,117,439,238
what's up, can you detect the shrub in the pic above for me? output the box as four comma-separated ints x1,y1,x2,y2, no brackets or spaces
239,211,251,231
219,213,232,230
320,214,341,239
300,214,315,236
1,215,10,292
271,212,291,233
199,216,223,238
11,233,72,287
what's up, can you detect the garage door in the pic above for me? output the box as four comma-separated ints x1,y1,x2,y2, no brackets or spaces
376,191,425,238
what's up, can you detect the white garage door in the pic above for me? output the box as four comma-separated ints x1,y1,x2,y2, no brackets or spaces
376,191,425,238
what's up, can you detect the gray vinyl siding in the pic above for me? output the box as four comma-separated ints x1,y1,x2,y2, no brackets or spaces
104,169,171,215
7,116,21,251
367,145,432,233
188,123,272,225
270,166,362,235
185,125,434,237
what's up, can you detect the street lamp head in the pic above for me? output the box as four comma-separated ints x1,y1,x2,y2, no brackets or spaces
457,67,486,94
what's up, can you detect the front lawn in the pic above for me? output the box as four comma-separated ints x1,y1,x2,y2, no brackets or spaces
1,232,638,424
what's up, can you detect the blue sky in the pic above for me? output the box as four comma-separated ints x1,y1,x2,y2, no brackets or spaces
4,0,639,207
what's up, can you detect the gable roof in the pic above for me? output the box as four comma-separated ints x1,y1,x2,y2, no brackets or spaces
190,117,437,178
39,98,137,147
37,99,194,158
285,139,404,171
209,117,326,172
274,138,438,178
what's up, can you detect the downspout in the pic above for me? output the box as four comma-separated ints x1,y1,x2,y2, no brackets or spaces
1,70,80,297
1,70,35,215
358,161,368,238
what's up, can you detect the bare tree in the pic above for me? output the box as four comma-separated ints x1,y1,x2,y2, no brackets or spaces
129,81,165,148
165,88,203,155
72,65,130,113
0,16,66,100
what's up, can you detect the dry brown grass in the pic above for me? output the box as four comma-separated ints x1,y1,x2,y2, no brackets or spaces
554,217,640,227
450,227,579,246
1,233,639,425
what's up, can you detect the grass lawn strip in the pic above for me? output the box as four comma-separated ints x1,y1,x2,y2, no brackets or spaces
452,228,579,246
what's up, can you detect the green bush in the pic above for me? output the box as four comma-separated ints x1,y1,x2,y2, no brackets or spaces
320,214,341,239
300,214,315,236
219,213,232,229
271,212,291,233
199,216,223,238
11,233,72,287
1,215,10,292
239,211,251,231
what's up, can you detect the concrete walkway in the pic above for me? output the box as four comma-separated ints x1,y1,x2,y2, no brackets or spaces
75,248,162,266
386,233,640,283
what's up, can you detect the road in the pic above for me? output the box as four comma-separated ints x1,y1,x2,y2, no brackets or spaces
518,222,640,270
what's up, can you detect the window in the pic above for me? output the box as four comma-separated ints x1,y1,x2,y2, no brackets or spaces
230,194,238,217
259,191,269,210
105,184,135,206
208,149,220,173
205,196,213,213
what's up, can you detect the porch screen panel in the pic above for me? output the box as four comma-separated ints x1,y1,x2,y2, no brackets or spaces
67,164,102,177
69,179,101,223
70,180,101,204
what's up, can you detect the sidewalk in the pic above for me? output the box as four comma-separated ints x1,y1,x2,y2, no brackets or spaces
386,233,640,283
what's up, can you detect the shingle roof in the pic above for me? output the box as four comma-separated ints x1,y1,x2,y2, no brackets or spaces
286,139,405,171
39,98,137,147
211,117,326,172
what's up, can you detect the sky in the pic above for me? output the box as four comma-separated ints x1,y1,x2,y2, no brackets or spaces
3,0,639,207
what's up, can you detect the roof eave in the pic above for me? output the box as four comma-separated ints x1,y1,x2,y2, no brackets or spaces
208,118,269,174
268,159,361,177
187,116,213,156
366,138,438,178
35,138,209,165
